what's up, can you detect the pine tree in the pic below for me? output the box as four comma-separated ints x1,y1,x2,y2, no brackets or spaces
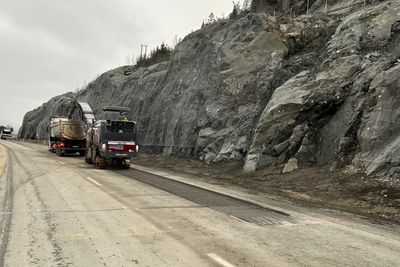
207,12,216,24
229,1,240,19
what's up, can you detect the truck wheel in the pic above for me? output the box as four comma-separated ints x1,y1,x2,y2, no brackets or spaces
56,147,64,157
95,156,106,169
122,159,130,169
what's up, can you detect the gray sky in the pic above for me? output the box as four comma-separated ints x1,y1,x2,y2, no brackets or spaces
0,0,234,130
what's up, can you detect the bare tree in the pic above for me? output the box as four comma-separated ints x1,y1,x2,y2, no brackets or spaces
172,35,181,48
125,53,131,65
125,53,136,65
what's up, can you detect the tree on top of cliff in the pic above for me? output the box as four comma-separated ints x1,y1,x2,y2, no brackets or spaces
229,2,239,19
207,12,216,24
136,42,173,68
229,1,251,20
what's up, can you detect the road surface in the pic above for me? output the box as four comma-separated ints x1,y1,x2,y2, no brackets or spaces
0,140,399,266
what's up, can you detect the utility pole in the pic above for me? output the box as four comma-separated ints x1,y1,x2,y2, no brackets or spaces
144,44,148,58
140,44,149,59
307,0,310,14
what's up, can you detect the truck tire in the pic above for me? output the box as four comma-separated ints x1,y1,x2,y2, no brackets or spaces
56,147,64,157
122,159,130,169
95,156,106,169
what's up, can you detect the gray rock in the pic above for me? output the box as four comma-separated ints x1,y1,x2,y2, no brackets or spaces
282,158,299,173
274,140,290,154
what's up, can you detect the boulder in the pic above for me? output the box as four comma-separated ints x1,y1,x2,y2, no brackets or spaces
282,158,299,173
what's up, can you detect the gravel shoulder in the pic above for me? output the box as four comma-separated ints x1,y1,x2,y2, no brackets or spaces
133,155,400,224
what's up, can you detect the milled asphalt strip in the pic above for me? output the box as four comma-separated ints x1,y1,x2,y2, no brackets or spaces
130,165,400,244
0,146,14,266
130,164,292,216
207,253,236,267
118,168,293,226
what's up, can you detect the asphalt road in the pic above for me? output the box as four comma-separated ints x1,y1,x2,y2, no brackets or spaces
0,140,400,267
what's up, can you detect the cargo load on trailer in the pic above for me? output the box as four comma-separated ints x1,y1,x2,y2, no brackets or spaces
48,117,86,156
85,106,138,169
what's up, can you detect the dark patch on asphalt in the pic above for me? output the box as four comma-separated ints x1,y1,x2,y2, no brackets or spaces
118,169,294,226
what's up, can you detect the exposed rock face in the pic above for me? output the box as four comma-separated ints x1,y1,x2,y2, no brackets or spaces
244,0,400,175
19,0,400,179
19,93,83,140
78,13,291,163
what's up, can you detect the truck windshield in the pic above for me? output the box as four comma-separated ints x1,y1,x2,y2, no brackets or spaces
106,121,135,133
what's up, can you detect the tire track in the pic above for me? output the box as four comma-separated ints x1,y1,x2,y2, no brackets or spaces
1,142,69,266
0,148,14,266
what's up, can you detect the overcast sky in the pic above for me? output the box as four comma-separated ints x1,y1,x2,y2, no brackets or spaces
0,0,235,130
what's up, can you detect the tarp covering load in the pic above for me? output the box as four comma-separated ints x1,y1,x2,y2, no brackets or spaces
49,118,86,140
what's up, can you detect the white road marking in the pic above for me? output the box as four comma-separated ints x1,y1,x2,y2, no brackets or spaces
229,215,248,224
207,253,236,267
86,177,102,186
57,160,65,165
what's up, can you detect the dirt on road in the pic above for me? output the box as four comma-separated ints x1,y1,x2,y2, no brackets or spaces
133,155,400,224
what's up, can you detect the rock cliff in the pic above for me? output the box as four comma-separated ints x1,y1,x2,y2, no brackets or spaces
19,0,400,179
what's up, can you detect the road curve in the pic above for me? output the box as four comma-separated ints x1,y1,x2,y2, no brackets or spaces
0,140,400,267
